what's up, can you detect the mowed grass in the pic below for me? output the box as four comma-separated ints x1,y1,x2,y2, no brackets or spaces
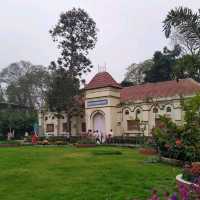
0,146,180,200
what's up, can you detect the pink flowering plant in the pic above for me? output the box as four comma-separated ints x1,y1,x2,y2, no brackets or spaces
131,182,200,200
153,95,200,162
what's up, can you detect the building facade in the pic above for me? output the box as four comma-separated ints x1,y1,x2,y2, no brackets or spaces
39,72,200,137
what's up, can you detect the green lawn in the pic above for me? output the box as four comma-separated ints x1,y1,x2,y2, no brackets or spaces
0,146,180,200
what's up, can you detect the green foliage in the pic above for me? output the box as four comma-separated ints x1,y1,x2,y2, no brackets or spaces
173,54,200,82
49,8,98,77
0,111,37,139
120,80,134,87
123,59,153,85
144,45,181,83
183,94,200,126
46,69,80,113
163,7,200,55
153,95,200,162
1,61,50,110
153,116,185,160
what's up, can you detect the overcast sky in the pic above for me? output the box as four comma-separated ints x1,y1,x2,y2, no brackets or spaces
0,0,199,83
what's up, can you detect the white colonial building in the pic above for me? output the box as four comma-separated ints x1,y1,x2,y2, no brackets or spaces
39,71,200,137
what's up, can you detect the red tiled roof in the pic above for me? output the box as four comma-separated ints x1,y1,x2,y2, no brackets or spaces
85,72,122,90
120,79,200,102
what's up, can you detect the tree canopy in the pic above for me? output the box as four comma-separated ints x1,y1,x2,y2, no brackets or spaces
163,7,200,55
173,54,200,82
144,46,181,83
0,61,50,110
123,59,153,85
49,8,98,77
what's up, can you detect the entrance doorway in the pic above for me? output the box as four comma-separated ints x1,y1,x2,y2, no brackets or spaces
93,112,106,134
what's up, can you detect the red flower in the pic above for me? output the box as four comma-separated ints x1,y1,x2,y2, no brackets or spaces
176,139,182,146
158,123,165,129
191,163,200,176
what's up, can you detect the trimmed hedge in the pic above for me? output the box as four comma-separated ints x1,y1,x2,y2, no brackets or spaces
23,135,153,146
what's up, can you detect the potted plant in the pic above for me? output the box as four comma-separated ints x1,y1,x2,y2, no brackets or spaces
176,163,200,199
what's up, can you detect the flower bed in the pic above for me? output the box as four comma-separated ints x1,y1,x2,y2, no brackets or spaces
139,147,157,155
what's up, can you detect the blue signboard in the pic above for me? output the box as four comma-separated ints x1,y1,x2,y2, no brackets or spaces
87,99,108,107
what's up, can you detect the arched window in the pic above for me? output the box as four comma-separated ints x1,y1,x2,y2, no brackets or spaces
45,116,48,121
136,109,141,115
125,110,129,115
166,107,172,113
136,109,141,119
153,107,158,113
52,116,55,120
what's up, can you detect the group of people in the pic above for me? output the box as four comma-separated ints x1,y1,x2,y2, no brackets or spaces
86,129,113,144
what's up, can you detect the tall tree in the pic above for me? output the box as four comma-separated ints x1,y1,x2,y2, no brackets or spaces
49,8,98,77
144,45,181,83
163,7,200,55
1,61,50,110
47,8,97,134
123,59,153,85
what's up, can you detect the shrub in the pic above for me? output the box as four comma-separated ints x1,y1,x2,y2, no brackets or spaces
0,140,21,145
77,135,96,144
153,116,186,161
153,94,200,162
183,162,200,182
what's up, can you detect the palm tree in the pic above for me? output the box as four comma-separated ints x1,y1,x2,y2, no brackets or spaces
163,7,200,55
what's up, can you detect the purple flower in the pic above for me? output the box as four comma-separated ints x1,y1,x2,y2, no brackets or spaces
170,193,178,200
179,184,189,200
148,190,160,200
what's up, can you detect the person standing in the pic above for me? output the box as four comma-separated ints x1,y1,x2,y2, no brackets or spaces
108,129,113,144
7,132,11,141
31,133,38,145
95,130,101,144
